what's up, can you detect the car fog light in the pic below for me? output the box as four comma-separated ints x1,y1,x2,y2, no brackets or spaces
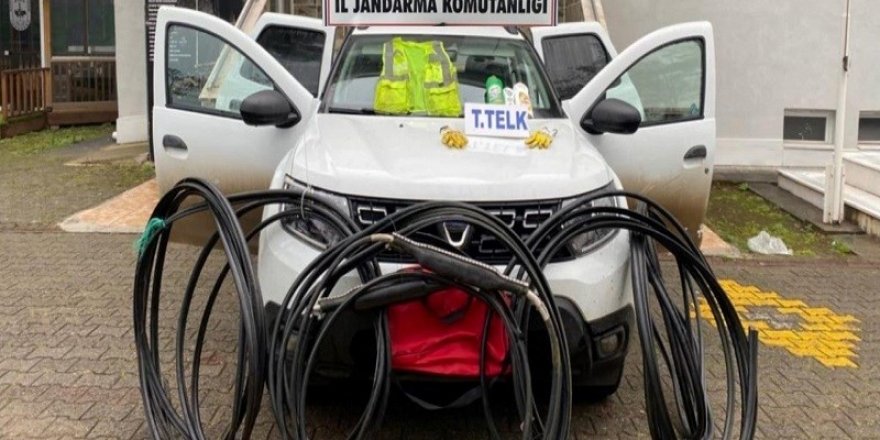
596,328,625,358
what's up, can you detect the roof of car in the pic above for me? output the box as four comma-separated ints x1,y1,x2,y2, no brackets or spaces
350,26,525,40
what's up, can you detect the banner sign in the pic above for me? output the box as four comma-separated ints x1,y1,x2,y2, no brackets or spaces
146,0,179,62
464,103,530,138
324,0,556,26
145,0,181,160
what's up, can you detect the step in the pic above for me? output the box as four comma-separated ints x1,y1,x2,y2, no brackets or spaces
778,169,825,210
843,152,880,197
778,168,880,236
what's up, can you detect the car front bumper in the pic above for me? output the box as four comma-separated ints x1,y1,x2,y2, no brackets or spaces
258,208,633,385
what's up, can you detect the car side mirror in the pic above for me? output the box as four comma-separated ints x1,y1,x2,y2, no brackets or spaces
581,98,641,135
240,90,300,128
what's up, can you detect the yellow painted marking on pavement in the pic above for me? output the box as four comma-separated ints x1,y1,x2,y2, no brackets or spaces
691,279,860,369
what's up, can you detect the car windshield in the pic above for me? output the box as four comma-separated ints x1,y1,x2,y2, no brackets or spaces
323,34,563,118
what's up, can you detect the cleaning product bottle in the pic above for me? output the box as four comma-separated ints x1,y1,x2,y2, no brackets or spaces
513,82,533,116
485,76,505,105
503,87,515,105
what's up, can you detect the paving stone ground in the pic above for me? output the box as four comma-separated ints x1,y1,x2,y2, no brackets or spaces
1,230,878,439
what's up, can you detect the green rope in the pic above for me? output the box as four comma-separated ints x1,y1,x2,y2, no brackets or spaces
134,217,166,258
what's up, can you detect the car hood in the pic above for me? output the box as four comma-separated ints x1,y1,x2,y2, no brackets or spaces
285,114,612,201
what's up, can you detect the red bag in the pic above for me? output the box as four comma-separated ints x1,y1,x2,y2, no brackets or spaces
387,285,509,378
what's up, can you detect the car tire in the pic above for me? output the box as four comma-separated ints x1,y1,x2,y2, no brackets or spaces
576,382,620,402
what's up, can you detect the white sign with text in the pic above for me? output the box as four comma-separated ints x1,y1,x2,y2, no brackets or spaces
464,103,530,138
324,0,556,26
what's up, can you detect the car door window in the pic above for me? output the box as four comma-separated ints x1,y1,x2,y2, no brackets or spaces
255,26,325,96
604,39,704,126
541,34,608,101
166,24,274,117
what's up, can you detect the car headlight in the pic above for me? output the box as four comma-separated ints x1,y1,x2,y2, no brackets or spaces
281,177,350,250
561,185,619,257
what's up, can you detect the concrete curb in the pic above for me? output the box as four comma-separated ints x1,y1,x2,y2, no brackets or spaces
58,179,157,234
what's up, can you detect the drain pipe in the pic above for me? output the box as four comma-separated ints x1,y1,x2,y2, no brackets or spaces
825,0,851,224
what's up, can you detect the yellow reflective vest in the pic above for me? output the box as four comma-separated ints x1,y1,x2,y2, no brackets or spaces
374,38,462,117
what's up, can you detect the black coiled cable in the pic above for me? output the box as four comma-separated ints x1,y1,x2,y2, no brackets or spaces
133,178,757,440
134,182,571,439
526,190,759,439
268,201,573,440
133,179,269,439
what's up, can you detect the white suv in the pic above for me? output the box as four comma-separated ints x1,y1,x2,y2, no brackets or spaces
152,7,715,397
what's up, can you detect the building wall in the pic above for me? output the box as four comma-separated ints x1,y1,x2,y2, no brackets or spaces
114,0,147,143
602,0,880,168
845,0,880,150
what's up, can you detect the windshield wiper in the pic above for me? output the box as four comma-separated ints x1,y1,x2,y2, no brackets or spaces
327,106,376,115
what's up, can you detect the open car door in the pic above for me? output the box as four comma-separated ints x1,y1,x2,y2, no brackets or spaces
531,22,616,101
538,22,715,241
251,13,336,97
153,7,332,197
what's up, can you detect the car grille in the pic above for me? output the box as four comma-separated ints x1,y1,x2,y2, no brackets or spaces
348,196,575,264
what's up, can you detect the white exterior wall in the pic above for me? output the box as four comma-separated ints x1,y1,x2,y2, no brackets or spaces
846,0,880,151
114,0,149,144
602,0,880,168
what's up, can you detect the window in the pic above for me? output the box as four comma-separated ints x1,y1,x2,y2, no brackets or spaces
324,35,563,118
541,34,608,101
87,0,114,53
255,26,325,96
783,110,834,143
603,39,704,126
0,0,41,68
50,0,115,55
166,25,274,117
858,112,880,143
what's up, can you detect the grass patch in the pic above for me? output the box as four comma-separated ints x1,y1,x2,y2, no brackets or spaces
0,124,114,156
706,182,851,256
831,239,852,255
